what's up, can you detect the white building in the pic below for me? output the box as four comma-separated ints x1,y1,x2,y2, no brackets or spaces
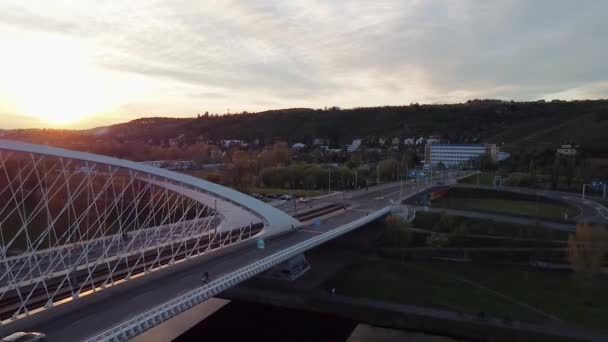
221,139,245,149
424,144,498,167
312,138,326,146
346,139,362,152
557,144,578,157
426,136,440,145
291,143,306,150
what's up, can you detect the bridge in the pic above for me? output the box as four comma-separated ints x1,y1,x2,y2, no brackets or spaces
0,139,466,341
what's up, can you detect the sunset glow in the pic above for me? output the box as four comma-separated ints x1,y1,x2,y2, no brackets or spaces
0,1,607,129
0,34,108,126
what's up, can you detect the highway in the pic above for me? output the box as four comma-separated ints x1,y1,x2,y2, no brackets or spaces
0,173,464,341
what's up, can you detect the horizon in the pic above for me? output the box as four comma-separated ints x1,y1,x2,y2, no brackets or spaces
1,1,608,129
1,97,606,132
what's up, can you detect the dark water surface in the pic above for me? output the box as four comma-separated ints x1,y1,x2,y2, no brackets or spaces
175,300,357,342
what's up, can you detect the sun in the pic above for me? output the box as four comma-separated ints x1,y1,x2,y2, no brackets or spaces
1,33,107,127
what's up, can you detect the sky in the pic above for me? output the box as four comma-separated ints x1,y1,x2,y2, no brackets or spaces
0,0,607,129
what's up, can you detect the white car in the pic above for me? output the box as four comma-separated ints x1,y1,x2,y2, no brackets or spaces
2,332,46,342
298,197,309,203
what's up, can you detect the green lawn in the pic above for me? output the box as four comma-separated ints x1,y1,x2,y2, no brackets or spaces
435,197,580,221
326,259,547,322
412,211,570,240
326,259,608,330
458,172,501,186
418,261,608,330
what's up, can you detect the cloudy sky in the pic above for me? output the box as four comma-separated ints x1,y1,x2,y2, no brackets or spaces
0,0,607,129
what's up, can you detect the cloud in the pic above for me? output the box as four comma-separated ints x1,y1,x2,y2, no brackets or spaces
0,0,607,128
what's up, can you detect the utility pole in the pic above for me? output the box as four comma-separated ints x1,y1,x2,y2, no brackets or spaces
582,184,588,200
328,169,331,193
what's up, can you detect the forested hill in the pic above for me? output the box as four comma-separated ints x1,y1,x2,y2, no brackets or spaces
4,99,608,152
106,100,608,149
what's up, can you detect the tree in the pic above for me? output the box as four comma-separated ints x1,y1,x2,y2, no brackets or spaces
347,153,362,169
568,223,608,301
551,156,560,190
204,172,221,184
564,157,576,188
377,158,398,181
384,215,412,247
433,211,455,233
426,232,449,248
450,223,468,241
529,159,536,179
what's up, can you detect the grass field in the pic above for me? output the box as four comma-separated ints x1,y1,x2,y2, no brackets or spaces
412,211,570,240
458,172,500,186
326,258,608,330
326,259,546,323
435,197,580,221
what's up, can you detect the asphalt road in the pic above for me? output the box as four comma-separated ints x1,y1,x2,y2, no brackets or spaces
454,184,608,224
410,206,575,231
0,173,465,342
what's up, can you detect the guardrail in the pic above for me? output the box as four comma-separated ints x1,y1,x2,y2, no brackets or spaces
85,207,391,342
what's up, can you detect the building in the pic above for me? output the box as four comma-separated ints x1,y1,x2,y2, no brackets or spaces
346,139,362,152
557,144,579,157
221,139,245,149
498,151,511,161
424,144,499,167
140,160,194,171
291,143,306,151
426,136,440,145
312,138,326,146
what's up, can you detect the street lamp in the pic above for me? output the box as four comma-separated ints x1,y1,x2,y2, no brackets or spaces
582,184,590,200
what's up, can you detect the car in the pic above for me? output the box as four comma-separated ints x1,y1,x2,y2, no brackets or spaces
2,332,47,342
279,194,293,200
298,197,309,203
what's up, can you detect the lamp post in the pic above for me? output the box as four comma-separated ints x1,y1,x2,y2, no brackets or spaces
582,184,590,200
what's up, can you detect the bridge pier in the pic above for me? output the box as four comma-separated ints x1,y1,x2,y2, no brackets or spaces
259,254,310,281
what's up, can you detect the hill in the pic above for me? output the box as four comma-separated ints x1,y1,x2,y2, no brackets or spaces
2,99,608,154
166,100,608,151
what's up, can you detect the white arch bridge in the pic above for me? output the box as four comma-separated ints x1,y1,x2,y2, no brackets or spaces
0,140,457,342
